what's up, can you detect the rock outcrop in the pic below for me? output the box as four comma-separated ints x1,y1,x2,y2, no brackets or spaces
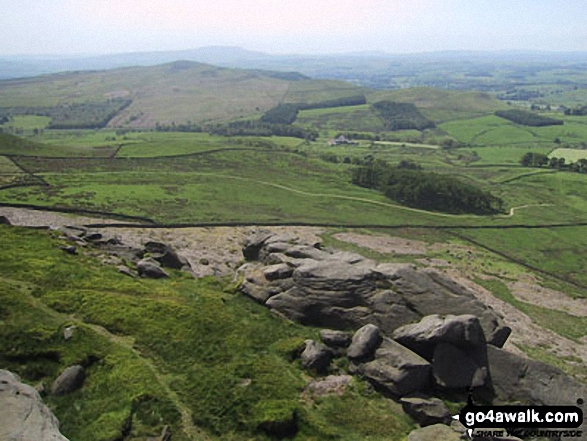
239,231,511,343
0,369,69,441
239,230,587,438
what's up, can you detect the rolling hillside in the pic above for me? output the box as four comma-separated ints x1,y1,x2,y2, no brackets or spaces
0,61,366,128
0,62,510,130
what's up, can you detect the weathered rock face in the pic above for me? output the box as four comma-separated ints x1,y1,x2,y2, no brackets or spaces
0,369,69,441
487,345,587,406
239,231,510,342
51,365,85,396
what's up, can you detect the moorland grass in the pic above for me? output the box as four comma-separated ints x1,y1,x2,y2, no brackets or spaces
0,224,417,440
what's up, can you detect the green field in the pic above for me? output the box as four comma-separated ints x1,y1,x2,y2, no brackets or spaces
2,61,587,440
549,147,587,161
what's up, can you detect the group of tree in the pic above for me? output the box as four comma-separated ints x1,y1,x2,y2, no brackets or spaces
208,120,318,140
155,121,203,132
371,101,436,131
521,152,587,173
352,159,504,214
495,109,563,127
260,95,367,125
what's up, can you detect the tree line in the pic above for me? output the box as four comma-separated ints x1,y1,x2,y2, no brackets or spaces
495,109,563,127
352,159,504,214
260,95,367,125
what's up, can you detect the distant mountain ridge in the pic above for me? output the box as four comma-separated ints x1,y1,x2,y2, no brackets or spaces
3,46,587,81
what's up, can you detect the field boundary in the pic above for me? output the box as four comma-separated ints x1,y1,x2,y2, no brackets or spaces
448,230,587,291
6,155,50,187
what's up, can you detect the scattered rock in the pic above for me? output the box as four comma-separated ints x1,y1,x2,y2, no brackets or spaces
407,423,461,441
51,365,85,396
400,396,451,427
301,340,332,373
319,329,352,348
351,338,432,397
137,258,169,279
305,375,353,396
63,325,76,341
347,324,382,361
0,369,69,441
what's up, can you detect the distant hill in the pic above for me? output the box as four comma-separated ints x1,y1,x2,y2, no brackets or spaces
0,62,511,130
0,61,365,128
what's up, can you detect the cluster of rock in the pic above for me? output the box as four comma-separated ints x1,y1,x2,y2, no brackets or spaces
239,231,587,439
0,369,70,441
56,225,191,278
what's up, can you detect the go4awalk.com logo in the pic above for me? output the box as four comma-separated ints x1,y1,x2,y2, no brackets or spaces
453,399,584,439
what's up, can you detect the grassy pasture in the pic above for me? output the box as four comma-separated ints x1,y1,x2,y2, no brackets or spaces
549,147,587,161
0,115,51,131
440,114,587,147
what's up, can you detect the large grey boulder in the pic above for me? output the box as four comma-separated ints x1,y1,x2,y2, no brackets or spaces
393,314,486,360
51,365,85,396
347,324,382,360
0,370,69,441
137,258,169,279
301,340,332,373
0,215,11,225
240,233,509,341
400,396,451,427
351,338,432,397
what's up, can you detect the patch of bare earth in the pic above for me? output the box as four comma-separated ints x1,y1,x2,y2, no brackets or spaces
0,207,130,228
333,232,428,255
508,278,587,317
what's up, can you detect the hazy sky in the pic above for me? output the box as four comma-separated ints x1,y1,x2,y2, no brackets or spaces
2,0,586,56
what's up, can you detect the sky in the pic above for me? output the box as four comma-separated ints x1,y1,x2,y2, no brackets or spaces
2,0,586,56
